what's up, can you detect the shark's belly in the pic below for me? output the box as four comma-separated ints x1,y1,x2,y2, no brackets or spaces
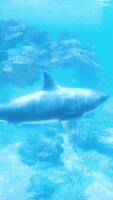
0,93,82,123
2,98,60,123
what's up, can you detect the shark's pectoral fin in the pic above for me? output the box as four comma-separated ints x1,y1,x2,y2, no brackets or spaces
60,118,78,149
43,72,60,91
67,119,78,146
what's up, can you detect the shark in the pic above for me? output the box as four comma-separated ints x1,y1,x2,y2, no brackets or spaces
0,72,108,125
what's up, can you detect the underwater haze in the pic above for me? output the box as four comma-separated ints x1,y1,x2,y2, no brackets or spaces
0,0,113,199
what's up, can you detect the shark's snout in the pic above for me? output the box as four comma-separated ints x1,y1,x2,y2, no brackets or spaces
85,90,109,113
97,92,109,105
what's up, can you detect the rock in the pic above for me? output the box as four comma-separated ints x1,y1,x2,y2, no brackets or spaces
0,20,27,49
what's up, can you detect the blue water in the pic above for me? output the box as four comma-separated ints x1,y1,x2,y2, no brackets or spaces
0,0,113,199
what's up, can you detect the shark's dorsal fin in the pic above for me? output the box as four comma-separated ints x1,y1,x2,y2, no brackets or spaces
43,72,60,91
